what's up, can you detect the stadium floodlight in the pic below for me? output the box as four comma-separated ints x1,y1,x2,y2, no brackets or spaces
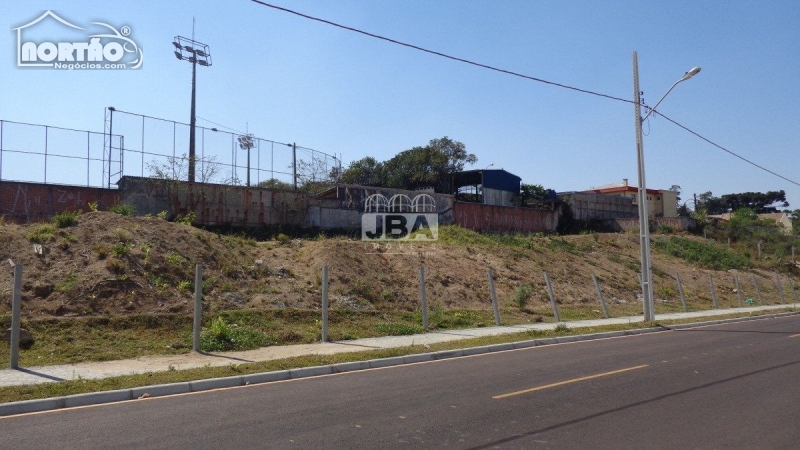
172,35,212,183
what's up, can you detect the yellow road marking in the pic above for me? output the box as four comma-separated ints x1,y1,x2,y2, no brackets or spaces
492,364,650,399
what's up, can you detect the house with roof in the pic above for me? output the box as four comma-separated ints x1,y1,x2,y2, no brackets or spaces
583,179,678,218
758,212,793,235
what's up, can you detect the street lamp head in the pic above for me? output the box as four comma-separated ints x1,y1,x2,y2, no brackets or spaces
681,66,702,81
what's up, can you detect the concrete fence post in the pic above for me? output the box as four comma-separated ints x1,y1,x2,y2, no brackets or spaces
591,272,610,319
675,273,688,312
734,274,744,308
192,264,203,352
789,277,800,303
752,274,763,305
708,274,718,309
544,272,561,322
775,275,785,305
487,269,500,326
10,264,22,369
321,265,329,342
790,278,800,303
419,265,428,331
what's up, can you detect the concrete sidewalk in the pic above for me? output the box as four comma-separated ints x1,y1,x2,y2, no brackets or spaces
1,304,797,388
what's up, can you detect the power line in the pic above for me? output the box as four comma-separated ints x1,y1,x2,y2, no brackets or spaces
250,0,800,189
658,113,800,188
251,0,629,103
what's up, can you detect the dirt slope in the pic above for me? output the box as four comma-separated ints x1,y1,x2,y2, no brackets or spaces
0,211,794,319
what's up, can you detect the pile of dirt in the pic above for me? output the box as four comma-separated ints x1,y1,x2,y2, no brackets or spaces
0,212,793,319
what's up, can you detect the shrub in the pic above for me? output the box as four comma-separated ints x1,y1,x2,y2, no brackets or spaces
199,316,265,351
26,224,56,243
175,211,195,225
653,236,749,270
514,284,533,308
52,210,81,228
109,203,136,216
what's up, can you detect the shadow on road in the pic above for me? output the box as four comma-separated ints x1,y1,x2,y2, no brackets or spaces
473,359,800,449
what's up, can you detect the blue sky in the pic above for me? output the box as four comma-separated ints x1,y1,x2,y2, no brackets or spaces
2,1,799,210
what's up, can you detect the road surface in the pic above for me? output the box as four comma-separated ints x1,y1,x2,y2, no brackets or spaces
2,315,799,448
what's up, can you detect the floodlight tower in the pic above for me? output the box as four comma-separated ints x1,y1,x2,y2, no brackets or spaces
172,36,211,183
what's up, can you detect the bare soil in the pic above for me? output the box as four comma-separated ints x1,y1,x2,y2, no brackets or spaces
0,211,794,320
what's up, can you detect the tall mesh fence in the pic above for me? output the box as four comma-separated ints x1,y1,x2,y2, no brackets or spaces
107,109,341,189
0,119,122,188
0,110,341,191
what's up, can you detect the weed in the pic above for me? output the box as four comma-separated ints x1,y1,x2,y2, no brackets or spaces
514,284,533,309
87,201,98,212
177,280,192,291
657,224,676,234
202,277,219,293
115,229,130,242
26,224,56,243
111,242,130,257
109,203,136,216
93,243,110,259
200,316,265,351
554,323,570,333
52,210,81,228
653,236,749,271
175,211,195,225
375,322,423,336
105,259,126,274
167,252,183,265
140,243,152,264
146,274,167,289
276,233,291,244
56,271,79,293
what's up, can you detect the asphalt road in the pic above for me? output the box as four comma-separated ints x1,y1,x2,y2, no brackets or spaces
3,315,800,449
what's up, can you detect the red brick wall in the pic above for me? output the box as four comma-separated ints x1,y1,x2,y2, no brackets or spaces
0,181,119,223
453,201,560,233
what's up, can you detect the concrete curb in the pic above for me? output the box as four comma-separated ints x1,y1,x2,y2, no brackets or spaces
1,311,796,417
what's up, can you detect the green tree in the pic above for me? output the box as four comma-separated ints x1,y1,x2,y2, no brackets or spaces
696,190,789,215
382,137,476,192
341,156,386,187
719,190,788,213
520,183,549,206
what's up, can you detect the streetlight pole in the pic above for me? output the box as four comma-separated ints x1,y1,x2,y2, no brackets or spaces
173,36,212,183
632,51,700,322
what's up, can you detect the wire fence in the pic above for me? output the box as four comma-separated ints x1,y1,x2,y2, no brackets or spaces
0,110,342,190
106,108,341,189
0,119,122,188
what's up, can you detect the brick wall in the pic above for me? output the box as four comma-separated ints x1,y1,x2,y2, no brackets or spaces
0,181,119,223
453,201,560,233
